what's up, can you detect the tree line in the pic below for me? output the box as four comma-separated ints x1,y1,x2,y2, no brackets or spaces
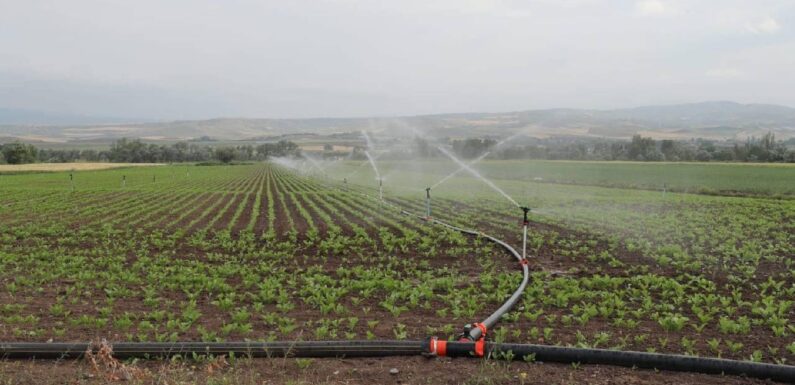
412,133,795,163
0,139,301,165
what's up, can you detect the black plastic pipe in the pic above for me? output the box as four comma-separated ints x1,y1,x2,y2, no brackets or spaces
2,340,794,383
0,341,423,359
483,342,795,383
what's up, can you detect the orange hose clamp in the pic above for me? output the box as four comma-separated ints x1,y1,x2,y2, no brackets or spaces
474,323,488,337
474,338,486,357
429,337,447,357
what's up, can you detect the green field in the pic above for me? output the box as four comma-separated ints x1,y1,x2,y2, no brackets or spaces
328,159,795,197
0,161,793,381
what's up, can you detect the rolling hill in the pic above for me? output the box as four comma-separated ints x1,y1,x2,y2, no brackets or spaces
1,101,793,143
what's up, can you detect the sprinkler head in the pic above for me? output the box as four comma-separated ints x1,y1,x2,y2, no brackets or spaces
459,324,474,341
425,187,431,198
521,206,530,225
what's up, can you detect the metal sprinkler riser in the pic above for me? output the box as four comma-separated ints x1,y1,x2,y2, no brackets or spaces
520,206,530,260
425,187,432,219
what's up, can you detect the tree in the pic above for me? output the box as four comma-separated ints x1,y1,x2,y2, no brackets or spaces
451,138,497,158
414,137,432,158
660,140,678,161
628,135,657,161
1,142,38,164
255,140,300,159
214,147,236,163
215,147,235,163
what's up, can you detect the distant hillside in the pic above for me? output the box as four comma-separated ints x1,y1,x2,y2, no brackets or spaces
1,101,794,143
0,108,140,126
418,101,795,139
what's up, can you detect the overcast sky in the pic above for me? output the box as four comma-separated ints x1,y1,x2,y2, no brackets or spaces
0,0,793,120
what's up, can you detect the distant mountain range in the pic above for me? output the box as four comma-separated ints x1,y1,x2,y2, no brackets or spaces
1,101,794,143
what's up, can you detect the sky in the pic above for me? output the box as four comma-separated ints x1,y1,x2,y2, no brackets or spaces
0,0,793,120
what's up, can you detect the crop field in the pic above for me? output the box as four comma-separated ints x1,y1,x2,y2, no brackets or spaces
0,161,794,383
0,163,164,173
326,159,795,363
353,159,795,197
1,164,518,345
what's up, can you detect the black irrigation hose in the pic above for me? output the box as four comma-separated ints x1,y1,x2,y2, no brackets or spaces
0,341,423,360
2,340,794,383
400,209,530,341
482,342,795,384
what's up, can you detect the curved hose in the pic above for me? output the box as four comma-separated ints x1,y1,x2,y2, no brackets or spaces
418,214,530,341
2,340,793,382
347,179,531,341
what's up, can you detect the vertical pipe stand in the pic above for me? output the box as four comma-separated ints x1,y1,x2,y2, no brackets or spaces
425,187,432,219
521,207,530,259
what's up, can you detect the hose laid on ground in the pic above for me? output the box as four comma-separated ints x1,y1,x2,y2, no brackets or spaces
0,341,422,359
400,209,530,341
2,340,794,383
356,179,532,341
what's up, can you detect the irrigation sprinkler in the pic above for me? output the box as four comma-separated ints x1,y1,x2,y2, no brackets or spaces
425,187,432,219
378,178,383,201
520,206,530,260
69,173,74,191
122,175,126,188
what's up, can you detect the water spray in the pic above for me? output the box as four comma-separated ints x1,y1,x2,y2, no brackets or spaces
430,131,527,190
431,151,490,190
521,206,530,260
436,146,519,208
425,187,432,219
305,155,325,174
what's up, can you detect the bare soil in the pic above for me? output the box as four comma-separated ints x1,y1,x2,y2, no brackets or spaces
0,356,779,385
